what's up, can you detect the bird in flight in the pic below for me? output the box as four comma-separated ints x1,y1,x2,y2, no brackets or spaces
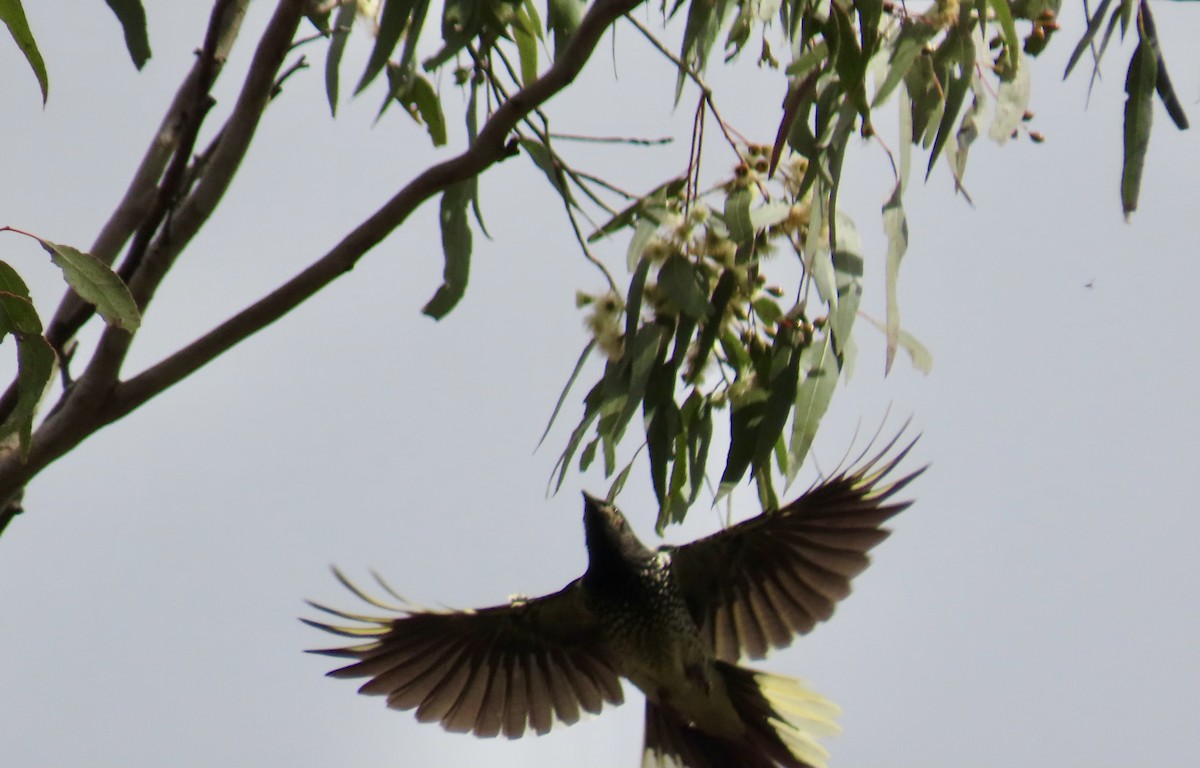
305,434,923,768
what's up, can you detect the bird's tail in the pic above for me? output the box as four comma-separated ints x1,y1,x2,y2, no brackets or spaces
642,662,840,768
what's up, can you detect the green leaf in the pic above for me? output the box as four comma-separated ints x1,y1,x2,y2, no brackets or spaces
513,1,540,85
0,331,54,461
987,0,1020,77
686,270,736,382
718,397,764,497
325,1,358,116
612,324,668,442
104,0,151,69
926,30,975,179
646,390,679,512
1138,2,1188,130
828,243,863,359
0,290,40,336
787,331,837,481
39,240,140,331
864,315,933,374
675,0,727,102
881,182,908,374
682,390,711,506
0,0,47,103
358,0,417,94
626,217,659,271
546,0,584,60
407,75,447,146
1063,0,1112,78
723,186,753,252
588,177,685,242
422,180,473,319
749,201,791,231
538,340,596,449
657,256,709,321
752,335,801,471
785,40,829,78
0,260,31,301
1121,37,1156,218
874,22,935,107
520,137,575,206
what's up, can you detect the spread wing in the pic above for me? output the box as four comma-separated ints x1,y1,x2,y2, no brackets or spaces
303,568,624,739
670,434,925,662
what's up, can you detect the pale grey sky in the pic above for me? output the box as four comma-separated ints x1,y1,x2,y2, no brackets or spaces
1,3,1197,767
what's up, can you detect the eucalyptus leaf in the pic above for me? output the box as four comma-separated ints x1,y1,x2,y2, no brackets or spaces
1121,38,1155,217
0,331,54,461
325,1,357,115
40,239,140,331
104,0,151,70
788,331,838,482
422,181,473,319
0,0,47,103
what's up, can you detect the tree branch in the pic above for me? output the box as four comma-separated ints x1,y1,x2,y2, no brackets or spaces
0,0,644,522
109,0,644,422
0,1,250,433
0,0,296,531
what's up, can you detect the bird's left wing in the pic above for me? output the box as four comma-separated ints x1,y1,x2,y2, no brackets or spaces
303,569,624,739
669,435,925,662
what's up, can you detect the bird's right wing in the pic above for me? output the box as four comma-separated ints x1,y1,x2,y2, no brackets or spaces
303,569,624,739
669,433,925,662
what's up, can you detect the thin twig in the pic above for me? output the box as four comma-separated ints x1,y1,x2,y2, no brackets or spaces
549,132,673,146
623,13,746,160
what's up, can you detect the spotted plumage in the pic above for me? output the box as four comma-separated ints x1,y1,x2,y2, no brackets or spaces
305,433,924,767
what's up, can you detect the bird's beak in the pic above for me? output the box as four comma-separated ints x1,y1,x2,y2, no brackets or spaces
581,491,606,510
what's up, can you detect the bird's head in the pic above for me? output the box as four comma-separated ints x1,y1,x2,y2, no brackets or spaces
582,492,654,572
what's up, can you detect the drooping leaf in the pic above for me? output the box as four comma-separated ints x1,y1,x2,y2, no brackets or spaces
718,396,764,497
752,333,802,471
513,1,540,85
1063,0,1112,78
357,0,418,94
538,339,596,448
0,331,54,461
612,324,668,442
1137,1,1188,130
0,0,47,103
873,21,935,107
926,29,976,179
0,290,40,337
588,177,685,242
864,315,933,374
1121,37,1156,218
881,182,908,374
787,330,838,482
749,201,791,231
724,186,754,254
104,0,151,70
520,137,575,206
675,0,728,102
39,240,140,331
0,283,53,461
626,218,659,271
406,74,447,146
546,0,584,60
828,243,863,359
0,261,32,303
422,180,473,319
657,256,710,321
325,1,358,115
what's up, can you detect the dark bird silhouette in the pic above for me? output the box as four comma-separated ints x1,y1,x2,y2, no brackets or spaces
304,435,923,768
